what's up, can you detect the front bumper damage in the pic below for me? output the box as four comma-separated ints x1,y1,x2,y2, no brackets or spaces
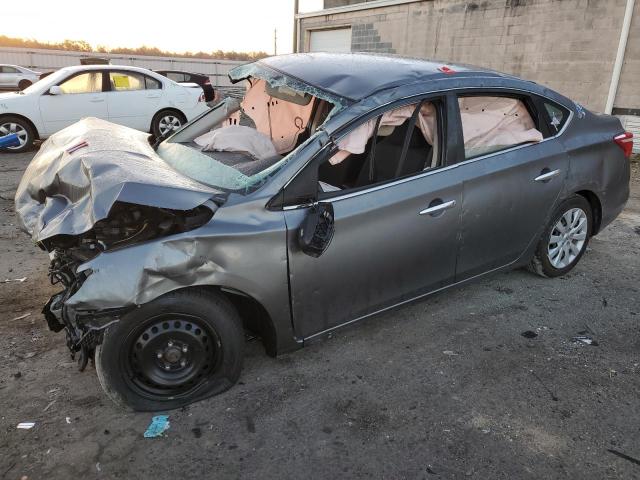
42,249,133,370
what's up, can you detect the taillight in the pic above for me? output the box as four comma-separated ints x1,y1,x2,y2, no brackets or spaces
614,131,634,158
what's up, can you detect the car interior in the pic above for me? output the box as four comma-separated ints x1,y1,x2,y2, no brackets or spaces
317,101,441,194
178,78,335,177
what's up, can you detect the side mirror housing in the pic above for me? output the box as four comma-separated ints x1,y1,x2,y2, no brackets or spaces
49,86,63,95
298,203,335,258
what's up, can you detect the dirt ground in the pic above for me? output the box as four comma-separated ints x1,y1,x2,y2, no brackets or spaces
1,150,639,480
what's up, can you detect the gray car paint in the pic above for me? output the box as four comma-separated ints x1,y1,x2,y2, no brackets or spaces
15,54,630,357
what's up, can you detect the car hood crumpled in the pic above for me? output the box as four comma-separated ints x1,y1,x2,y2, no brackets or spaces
15,117,220,242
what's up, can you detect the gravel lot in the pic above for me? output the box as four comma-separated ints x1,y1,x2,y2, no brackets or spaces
1,149,639,479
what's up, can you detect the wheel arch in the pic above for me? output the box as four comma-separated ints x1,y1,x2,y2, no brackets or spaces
574,190,602,235
167,285,279,358
0,113,40,140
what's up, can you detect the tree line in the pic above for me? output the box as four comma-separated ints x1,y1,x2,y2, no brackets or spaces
0,35,269,61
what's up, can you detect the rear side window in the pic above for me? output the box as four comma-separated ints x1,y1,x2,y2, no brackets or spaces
543,101,569,134
458,96,543,159
145,76,161,90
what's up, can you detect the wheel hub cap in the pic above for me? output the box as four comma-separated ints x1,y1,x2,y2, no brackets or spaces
0,122,28,149
547,207,588,269
158,115,182,135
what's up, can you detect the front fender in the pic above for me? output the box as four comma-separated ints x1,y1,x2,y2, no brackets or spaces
66,200,300,354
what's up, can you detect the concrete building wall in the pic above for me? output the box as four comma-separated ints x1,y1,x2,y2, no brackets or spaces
300,0,638,114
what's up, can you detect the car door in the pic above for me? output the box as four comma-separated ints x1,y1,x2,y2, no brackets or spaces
38,70,107,135
106,70,162,131
452,92,569,280
283,97,463,339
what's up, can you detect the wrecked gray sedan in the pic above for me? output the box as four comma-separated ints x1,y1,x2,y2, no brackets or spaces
15,53,632,411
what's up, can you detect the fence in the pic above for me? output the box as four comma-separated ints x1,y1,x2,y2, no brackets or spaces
0,47,245,87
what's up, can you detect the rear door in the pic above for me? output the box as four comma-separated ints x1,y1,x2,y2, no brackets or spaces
283,96,462,339
38,70,107,135
452,92,569,280
105,70,163,131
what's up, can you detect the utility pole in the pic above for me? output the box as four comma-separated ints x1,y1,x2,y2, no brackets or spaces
293,0,299,53
274,28,277,55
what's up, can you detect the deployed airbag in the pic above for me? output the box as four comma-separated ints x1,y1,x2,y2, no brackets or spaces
458,96,543,157
330,103,437,165
194,125,278,160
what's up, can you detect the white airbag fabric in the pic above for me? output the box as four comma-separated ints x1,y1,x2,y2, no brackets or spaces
330,103,437,165
458,97,543,157
194,125,278,160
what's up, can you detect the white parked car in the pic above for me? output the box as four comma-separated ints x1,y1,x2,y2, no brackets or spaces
0,64,42,91
0,65,210,152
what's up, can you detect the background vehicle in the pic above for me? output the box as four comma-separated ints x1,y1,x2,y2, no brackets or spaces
15,54,632,410
0,64,209,152
155,70,215,102
0,64,41,91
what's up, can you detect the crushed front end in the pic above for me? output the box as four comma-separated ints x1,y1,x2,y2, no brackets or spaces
41,202,215,369
14,118,221,369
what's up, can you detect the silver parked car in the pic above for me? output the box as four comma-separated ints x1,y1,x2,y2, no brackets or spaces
0,64,42,91
15,53,632,411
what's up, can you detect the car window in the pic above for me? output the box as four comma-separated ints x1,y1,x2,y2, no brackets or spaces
2,66,20,73
458,95,543,159
166,72,186,82
109,72,147,91
59,72,103,94
316,99,442,196
543,101,569,134
145,76,161,90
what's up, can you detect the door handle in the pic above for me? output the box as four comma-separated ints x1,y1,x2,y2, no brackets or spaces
89,97,105,103
419,199,456,216
534,169,561,182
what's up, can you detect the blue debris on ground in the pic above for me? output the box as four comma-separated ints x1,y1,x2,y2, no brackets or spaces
143,415,170,438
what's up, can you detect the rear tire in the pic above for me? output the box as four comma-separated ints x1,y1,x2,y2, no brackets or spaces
151,109,187,138
529,195,592,278
95,288,244,411
0,116,35,153
18,79,32,91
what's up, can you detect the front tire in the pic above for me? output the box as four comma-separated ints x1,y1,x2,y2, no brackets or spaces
0,116,35,153
151,109,187,138
95,288,244,411
529,195,592,278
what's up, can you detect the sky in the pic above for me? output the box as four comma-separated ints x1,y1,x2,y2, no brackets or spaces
2,0,324,54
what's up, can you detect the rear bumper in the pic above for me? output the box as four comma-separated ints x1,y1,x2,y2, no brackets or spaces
598,161,630,233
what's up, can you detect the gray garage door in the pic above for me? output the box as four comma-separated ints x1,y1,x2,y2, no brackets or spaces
309,28,352,53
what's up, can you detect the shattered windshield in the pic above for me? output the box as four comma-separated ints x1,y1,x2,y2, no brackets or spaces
157,67,344,194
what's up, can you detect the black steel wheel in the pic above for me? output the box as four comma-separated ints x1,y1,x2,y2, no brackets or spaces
123,313,221,398
96,288,244,411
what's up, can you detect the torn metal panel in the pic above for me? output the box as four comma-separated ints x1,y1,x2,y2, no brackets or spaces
15,118,220,242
